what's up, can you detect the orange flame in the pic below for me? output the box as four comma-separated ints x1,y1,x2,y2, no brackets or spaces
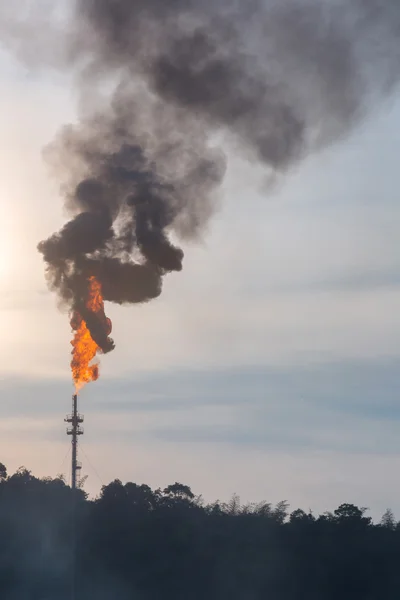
70,276,110,391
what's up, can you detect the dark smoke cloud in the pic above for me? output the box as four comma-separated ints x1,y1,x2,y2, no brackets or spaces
4,0,398,350
38,88,225,350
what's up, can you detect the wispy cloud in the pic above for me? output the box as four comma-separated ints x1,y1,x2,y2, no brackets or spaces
2,358,400,452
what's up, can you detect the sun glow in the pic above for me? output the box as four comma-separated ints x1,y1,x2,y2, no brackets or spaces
0,218,14,284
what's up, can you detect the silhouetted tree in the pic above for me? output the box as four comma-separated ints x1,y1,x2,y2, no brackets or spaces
380,508,396,530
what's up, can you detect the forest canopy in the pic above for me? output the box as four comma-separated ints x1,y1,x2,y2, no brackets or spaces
0,463,399,600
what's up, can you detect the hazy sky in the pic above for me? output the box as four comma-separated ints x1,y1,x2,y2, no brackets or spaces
1,44,400,520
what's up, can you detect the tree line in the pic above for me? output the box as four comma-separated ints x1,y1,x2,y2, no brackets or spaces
0,462,399,599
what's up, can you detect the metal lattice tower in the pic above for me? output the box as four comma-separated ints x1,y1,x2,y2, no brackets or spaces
65,393,84,600
65,394,84,490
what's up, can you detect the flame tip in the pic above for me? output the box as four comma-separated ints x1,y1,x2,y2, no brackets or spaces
70,276,112,389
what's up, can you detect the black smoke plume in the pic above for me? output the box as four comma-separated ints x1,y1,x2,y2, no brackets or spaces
31,0,400,350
